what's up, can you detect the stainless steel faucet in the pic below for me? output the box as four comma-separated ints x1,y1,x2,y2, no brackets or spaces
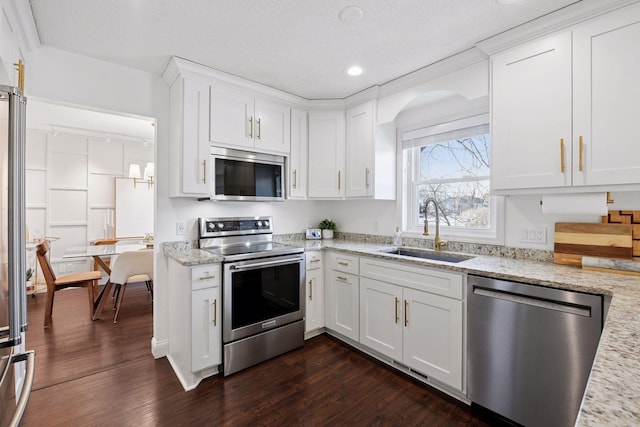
422,197,447,251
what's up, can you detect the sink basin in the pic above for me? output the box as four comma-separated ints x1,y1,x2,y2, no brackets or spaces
379,247,474,263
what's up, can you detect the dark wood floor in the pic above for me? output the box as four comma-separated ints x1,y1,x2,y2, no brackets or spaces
21,285,500,426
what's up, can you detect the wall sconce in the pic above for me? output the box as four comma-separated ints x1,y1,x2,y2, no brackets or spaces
128,163,154,188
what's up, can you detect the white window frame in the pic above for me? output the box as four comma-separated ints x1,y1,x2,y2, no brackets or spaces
401,114,504,245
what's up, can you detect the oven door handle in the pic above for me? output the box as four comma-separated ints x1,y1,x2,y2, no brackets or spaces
229,256,304,271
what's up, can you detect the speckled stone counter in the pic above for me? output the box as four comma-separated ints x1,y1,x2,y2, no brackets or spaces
164,239,640,425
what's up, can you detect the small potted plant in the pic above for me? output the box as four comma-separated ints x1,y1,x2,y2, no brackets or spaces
26,267,33,288
319,218,336,239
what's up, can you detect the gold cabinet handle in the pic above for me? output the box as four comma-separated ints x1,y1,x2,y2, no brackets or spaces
395,297,399,324
293,169,297,189
13,59,25,93
249,116,253,138
560,139,565,173
212,299,217,326
338,171,341,190
404,300,408,327
257,118,261,140
310,259,320,263
337,261,348,266
202,159,207,184
365,168,370,188
308,279,313,300
199,274,216,280
579,136,583,172
337,275,348,281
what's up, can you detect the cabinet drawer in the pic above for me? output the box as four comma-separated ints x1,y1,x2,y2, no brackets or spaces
360,257,463,300
329,252,359,274
191,264,221,290
305,251,324,270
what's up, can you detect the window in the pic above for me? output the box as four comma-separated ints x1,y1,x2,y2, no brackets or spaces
402,114,502,243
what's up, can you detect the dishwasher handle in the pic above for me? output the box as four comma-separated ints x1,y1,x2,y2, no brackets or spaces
473,287,592,317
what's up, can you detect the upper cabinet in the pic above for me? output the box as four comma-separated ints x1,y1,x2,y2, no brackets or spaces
492,3,640,192
346,100,396,199
168,77,211,198
308,110,345,199
210,85,291,155
288,108,308,199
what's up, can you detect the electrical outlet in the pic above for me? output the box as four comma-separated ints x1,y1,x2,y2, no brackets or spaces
519,226,547,244
176,221,186,235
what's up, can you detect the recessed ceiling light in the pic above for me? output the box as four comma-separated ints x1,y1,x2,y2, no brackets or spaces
339,6,363,22
345,65,364,76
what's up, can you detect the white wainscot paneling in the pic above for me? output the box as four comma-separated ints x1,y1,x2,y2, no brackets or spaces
26,130,47,169
89,174,116,206
50,190,87,223
49,225,88,260
90,139,124,174
26,170,47,206
51,152,88,188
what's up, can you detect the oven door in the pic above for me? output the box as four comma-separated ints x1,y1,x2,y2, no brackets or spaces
223,254,305,343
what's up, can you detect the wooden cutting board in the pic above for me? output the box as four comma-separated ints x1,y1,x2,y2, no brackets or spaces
553,222,633,266
602,210,640,261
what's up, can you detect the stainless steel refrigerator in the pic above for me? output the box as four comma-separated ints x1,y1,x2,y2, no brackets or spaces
0,85,35,426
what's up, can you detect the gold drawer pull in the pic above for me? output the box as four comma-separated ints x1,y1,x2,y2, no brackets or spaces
309,279,313,300
337,275,348,281
579,136,584,172
212,299,217,326
404,300,408,327
560,138,565,173
395,297,399,324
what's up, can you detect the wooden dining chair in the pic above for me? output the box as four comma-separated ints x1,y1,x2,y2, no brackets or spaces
109,249,153,323
36,241,103,327
93,238,119,272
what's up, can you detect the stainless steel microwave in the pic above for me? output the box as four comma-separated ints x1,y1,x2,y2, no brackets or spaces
207,147,285,201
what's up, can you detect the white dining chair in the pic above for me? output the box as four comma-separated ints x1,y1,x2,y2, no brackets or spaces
109,249,154,323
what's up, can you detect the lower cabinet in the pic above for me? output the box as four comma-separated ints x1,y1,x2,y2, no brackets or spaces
168,260,222,390
325,252,359,341
359,257,464,391
305,251,324,334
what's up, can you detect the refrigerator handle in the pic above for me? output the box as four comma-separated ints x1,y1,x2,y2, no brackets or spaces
8,350,36,427
0,87,26,349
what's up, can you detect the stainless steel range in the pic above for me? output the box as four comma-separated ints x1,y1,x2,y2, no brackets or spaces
198,216,305,376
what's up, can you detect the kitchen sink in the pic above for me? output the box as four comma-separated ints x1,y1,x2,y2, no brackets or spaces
379,247,474,263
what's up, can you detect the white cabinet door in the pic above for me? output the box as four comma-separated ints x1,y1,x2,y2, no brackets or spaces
288,108,307,199
346,101,374,198
573,4,640,186
308,110,345,198
191,286,221,372
254,98,291,154
403,287,462,390
169,77,211,197
210,85,254,149
359,277,403,361
491,32,572,191
305,266,324,333
327,269,359,340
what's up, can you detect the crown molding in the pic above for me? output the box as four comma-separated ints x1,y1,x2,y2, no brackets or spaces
477,0,640,56
7,0,41,52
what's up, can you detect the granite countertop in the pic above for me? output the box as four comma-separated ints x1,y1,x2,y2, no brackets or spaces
164,239,640,425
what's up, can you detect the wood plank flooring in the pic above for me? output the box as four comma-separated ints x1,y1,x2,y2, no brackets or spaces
21,285,503,426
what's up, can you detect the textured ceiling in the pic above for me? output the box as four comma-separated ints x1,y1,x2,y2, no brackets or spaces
28,0,580,99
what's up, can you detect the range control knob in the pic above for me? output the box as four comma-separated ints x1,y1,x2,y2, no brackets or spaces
263,220,270,228
206,223,215,232
217,222,224,229
256,221,263,227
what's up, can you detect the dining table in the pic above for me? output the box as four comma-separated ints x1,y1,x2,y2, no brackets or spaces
62,241,148,320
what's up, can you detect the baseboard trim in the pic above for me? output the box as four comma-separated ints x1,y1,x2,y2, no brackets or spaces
151,337,168,359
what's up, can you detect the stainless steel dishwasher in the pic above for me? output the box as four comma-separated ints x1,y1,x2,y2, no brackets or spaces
467,275,603,427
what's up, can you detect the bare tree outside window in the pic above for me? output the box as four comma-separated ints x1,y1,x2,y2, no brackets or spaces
415,132,491,229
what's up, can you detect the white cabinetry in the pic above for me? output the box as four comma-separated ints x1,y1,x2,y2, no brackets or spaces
345,100,396,199
359,257,464,391
325,252,359,340
492,3,640,191
168,77,211,197
288,108,308,199
210,85,291,154
572,4,640,186
308,111,345,198
305,251,324,334
168,260,221,390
